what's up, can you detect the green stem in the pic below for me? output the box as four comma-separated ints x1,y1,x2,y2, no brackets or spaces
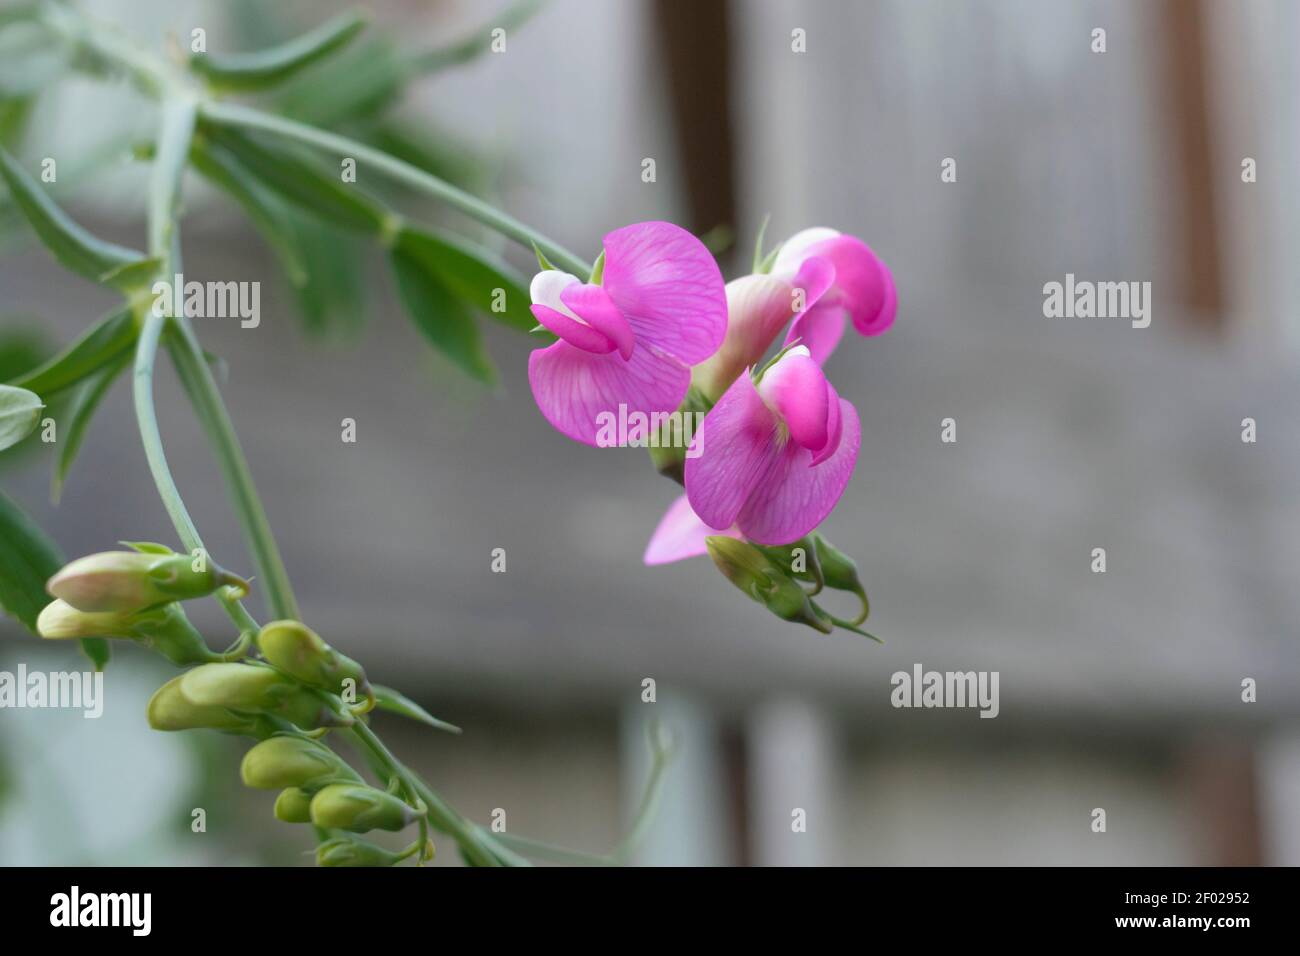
198,100,592,277
166,325,300,620
133,311,258,635
349,722,528,867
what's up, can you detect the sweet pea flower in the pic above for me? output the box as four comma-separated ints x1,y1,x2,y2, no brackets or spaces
690,263,830,403
771,227,897,365
528,221,727,446
684,344,860,546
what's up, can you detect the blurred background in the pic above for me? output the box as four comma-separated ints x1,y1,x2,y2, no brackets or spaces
2,0,1300,865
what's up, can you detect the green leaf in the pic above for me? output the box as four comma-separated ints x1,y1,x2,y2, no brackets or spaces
0,488,60,633
0,95,34,147
190,137,308,286
272,37,409,129
394,225,534,333
0,147,150,286
390,243,493,382
189,10,370,92
288,215,367,336
8,307,136,397
371,684,462,735
0,382,41,450
98,256,162,292
79,637,111,672
50,350,128,503
205,126,387,235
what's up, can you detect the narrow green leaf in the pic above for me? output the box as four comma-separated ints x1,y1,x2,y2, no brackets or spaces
371,684,462,735
0,147,149,284
0,382,42,450
0,488,60,633
98,256,162,293
288,215,367,335
390,244,494,383
50,350,128,503
0,95,34,147
190,137,307,286
272,37,408,129
395,225,534,333
532,241,557,273
752,214,771,273
79,636,110,672
8,308,136,397
190,10,370,92
205,126,387,235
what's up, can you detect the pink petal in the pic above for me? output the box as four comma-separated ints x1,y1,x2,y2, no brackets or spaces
804,235,896,337
528,340,690,447
735,396,860,545
790,254,835,312
532,303,616,354
784,301,846,365
756,346,829,451
643,494,739,565
601,221,727,364
561,283,634,360
810,379,843,466
684,372,782,531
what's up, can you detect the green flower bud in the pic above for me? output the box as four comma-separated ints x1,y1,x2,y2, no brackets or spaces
757,536,823,592
38,599,222,665
240,735,360,790
309,783,419,833
47,549,249,614
274,788,315,823
706,536,833,634
315,834,411,867
258,620,370,699
146,674,262,734
128,603,224,666
36,599,139,640
179,662,353,730
811,533,869,621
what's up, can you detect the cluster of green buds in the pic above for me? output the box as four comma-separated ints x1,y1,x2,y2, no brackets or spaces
705,533,877,640
37,547,430,864
240,736,424,861
36,544,249,664
144,625,429,864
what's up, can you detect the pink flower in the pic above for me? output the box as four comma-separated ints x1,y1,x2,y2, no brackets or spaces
772,227,897,365
527,221,727,446
643,493,740,565
684,345,860,546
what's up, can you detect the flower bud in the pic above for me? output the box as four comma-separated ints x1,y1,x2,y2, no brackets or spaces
705,536,832,634
758,536,823,591
146,674,262,734
36,600,139,640
128,603,224,666
691,274,798,402
47,549,249,614
179,662,353,730
38,599,223,665
258,620,370,699
240,735,360,790
309,783,419,833
274,787,315,823
315,834,410,867
812,532,869,620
